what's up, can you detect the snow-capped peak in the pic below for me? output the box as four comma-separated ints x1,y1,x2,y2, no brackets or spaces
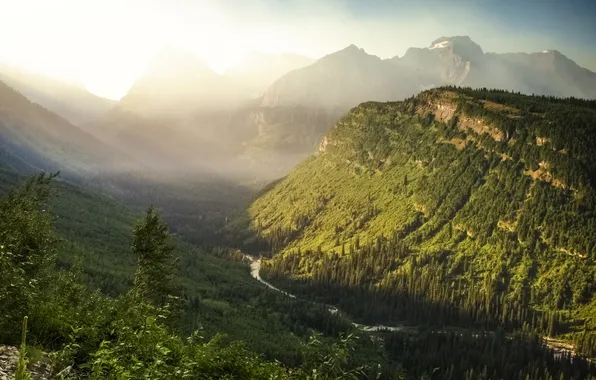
542,50,551,53
429,40,450,50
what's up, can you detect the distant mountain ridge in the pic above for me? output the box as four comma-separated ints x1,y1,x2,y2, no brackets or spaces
0,65,115,125
94,37,596,181
0,79,135,177
7,36,594,184
264,35,596,111
118,47,249,117
238,36,596,176
261,44,417,109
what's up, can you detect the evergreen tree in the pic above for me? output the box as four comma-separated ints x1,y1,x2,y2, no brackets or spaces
131,205,179,308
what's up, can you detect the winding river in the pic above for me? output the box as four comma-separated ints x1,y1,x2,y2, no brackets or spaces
243,255,585,360
244,255,404,332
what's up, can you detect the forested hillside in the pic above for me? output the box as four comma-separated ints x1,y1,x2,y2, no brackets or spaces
242,87,596,357
2,169,595,379
0,168,352,366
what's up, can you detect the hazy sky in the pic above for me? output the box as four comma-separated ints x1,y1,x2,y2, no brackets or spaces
0,0,595,99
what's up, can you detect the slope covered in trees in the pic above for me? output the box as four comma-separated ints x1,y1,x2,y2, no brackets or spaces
2,172,595,379
0,173,367,378
0,168,345,366
242,87,596,356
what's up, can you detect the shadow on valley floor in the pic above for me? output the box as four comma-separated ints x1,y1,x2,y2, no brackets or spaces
89,170,257,246
213,175,288,255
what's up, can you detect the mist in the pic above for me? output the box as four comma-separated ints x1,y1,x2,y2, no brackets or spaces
1,0,595,215
1,0,595,101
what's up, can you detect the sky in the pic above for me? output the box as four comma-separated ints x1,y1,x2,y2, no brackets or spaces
0,0,595,100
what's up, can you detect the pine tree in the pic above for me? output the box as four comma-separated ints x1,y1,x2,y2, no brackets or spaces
131,205,179,308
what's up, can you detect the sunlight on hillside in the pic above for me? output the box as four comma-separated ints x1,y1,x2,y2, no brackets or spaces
1,0,596,378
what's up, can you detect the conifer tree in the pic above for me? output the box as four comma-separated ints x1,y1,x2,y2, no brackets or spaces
132,205,179,308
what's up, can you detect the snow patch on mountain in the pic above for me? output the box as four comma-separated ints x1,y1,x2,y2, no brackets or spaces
430,40,450,50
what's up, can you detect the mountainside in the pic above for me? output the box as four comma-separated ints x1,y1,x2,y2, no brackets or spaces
396,36,596,99
0,80,135,177
0,65,115,125
5,167,592,380
232,105,342,179
261,45,416,109
398,36,485,86
85,37,596,184
484,50,596,98
0,167,320,367
242,88,596,347
245,37,596,176
118,46,248,117
88,47,257,178
263,36,596,115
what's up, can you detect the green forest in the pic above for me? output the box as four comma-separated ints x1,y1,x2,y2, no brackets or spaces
2,170,595,379
237,88,596,361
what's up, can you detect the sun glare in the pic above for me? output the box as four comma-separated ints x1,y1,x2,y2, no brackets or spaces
0,0,305,100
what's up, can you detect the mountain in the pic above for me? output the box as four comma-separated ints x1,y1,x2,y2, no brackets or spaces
87,46,256,176
484,50,596,98
0,79,134,177
263,36,596,113
398,36,485,86
261,45,416,109
237,45,417,175
232,105,341,178
118,46,248,117
241,87,596,343
396,36,596,99
0,75,251,243
88,38,596,183
236,37,596,178
225,51,314,96
0,65,115,125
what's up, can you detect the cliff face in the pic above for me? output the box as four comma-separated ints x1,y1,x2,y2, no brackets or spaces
237,106,342,179
399,36,483,86
260,45,416,109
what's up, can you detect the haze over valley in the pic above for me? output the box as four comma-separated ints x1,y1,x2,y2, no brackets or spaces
1,0,596,379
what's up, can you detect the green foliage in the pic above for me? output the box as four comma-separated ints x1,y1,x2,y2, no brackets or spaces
0,167,341,365
0,173,58,343
87,306,287,380
294,332,366,380
0,173,383,379
381,329,594,380
131,205,179,308
86,304,373,380
243,87,596,348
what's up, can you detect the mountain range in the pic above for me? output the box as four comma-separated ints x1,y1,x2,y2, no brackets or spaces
0,79,133,178
2,35,596,184
0,64,115,125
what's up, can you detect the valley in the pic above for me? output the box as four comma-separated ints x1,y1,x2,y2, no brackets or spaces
1,4,596,375
245,253,585,361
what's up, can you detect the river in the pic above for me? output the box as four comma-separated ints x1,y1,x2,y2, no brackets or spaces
244,255,404,332
243,254,586,359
